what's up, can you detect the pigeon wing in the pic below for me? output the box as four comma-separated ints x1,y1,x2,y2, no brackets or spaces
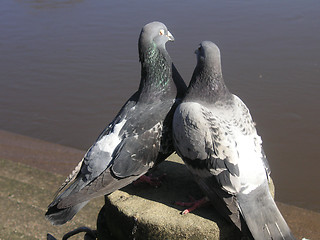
111,100,174,177
173,98,267,229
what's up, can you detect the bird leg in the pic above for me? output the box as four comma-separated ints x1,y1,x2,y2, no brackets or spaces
175,196,209,214
133,173,166,188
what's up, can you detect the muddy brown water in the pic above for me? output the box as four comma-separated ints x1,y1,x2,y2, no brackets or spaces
1,0,319,212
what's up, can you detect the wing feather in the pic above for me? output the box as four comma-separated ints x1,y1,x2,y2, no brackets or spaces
173,97,271,229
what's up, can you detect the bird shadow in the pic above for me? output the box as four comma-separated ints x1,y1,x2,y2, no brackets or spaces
117,156,242,239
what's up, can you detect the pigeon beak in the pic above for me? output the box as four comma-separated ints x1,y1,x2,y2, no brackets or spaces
167,31,174,41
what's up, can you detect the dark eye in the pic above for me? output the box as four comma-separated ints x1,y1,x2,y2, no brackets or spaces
159,29,165,36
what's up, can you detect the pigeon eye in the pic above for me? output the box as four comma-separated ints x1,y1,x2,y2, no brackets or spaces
159,29,165,36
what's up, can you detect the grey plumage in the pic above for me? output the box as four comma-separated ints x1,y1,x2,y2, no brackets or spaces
172,41,295,239
46,21,186,225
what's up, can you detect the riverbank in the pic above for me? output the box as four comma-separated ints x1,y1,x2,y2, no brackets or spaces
0,130,319,239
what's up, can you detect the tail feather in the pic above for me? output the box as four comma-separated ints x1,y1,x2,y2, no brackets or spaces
45,176,88,225
237,182,295,240
54,159,84,197
45,168,141,225
45,201,88,225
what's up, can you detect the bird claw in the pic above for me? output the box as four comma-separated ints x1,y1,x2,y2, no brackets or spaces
133,173,166,188
181,209,191,215
175,196,209,214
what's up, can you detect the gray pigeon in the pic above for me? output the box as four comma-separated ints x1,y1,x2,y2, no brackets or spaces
45,21,186,225
172,41,295,240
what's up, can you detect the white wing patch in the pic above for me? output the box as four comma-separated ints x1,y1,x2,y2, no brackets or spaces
149,122,161,133
96,120,127,153
231,133,266,194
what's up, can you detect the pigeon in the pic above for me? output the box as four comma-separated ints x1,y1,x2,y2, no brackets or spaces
172,41,295,239
45,21,186,225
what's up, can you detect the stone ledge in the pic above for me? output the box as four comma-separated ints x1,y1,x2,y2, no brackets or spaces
97,154,274,240
97,154,320,239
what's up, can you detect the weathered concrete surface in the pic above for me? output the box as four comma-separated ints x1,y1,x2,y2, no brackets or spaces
0,158,104,240
98,154,276,240
98,154,320,240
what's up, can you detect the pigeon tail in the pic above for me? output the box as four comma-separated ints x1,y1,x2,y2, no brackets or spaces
45,177,86,225
237,182,295,240
45,201,88,225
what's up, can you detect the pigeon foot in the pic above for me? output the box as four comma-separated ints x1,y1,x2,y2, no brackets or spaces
133,173,166,188
175,196,209,214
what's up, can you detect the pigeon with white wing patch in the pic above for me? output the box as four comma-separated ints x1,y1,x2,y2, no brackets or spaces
172,41,295,239
45,21,186,225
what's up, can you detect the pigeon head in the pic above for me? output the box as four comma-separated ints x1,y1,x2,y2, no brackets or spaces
138,21,174,61
140,21,174,47
137,21,177,99
195,41,222,75
185,41,230,103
